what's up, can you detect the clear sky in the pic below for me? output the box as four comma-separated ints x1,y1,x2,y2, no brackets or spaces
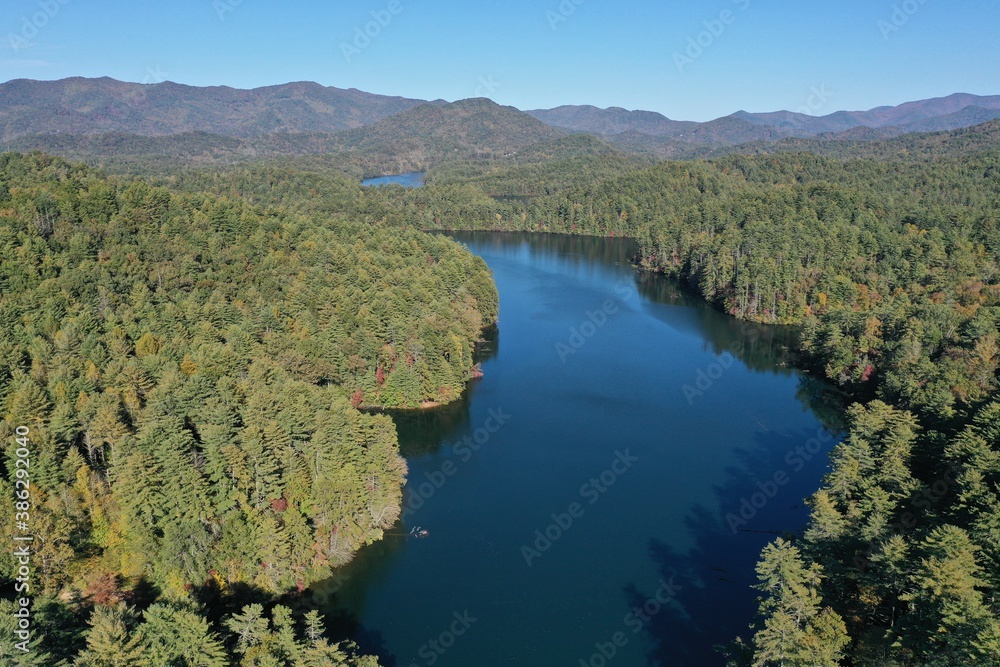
1,0,997,121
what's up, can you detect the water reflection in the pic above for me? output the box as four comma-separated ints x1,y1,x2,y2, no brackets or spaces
370,325,499,458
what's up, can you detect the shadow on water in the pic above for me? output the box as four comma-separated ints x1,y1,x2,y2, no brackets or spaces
621,426,841,667
368,324,499,458
188,576,397,664
302,328,501,664
383,394,475,458
633,272,800,372
299,530,411,665
632,271,849,433
636,273,850,432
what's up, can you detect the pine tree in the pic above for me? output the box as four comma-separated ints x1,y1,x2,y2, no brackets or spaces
138,604,227,667
74,603,145,667
894,525,1000,665
224,603,271,657
4,376,52,425
752,539,849,667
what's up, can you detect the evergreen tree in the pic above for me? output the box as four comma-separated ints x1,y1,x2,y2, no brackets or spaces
74,603,145,667
894,525,1000,665
751,539,849,667
139,604,227,667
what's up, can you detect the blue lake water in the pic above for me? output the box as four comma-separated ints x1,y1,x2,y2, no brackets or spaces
361,172,426,188
314,232,842,666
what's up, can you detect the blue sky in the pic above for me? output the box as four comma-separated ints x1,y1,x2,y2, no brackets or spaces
1,0,997,121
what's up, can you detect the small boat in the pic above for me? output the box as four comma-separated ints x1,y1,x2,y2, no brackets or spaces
409,526,429,538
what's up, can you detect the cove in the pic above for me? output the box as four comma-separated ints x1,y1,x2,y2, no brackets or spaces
312,232,844,666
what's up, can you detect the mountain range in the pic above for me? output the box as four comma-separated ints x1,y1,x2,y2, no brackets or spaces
2,77,999,166
0,76,436,140
526,93,1000,144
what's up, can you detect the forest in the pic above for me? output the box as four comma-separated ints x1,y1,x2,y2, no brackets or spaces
0,152,496,665
4,112,1000,665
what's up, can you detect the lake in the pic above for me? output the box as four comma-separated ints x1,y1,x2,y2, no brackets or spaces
361,171,426,188
313,232,842,667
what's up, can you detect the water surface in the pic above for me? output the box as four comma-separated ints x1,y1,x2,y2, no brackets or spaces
316,232,841,667
361,171,426,188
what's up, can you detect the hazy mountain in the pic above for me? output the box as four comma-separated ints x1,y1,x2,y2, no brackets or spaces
4,77,999,166
527,93,1000,147
525,105,697,137
0,76,433,140
734,93,1000,136
702,118,1000,161
511,132,632,161
729,110,854,135
4,130,359,165
602,132,709,159
898,106,1000,133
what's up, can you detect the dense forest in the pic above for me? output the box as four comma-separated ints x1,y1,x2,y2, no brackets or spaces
131,126,1000,663
0,152,496,665
6,109,1000,665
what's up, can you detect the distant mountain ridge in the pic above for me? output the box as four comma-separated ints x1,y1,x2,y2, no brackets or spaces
528,93,1000,145
0,76,435,141
2,77,999,161
524,105,696,137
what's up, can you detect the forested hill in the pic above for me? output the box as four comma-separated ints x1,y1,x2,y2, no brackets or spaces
5,98,569,177
7,83,1000,664
0,152,497,665
0,77,433,140
321,98,568,172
